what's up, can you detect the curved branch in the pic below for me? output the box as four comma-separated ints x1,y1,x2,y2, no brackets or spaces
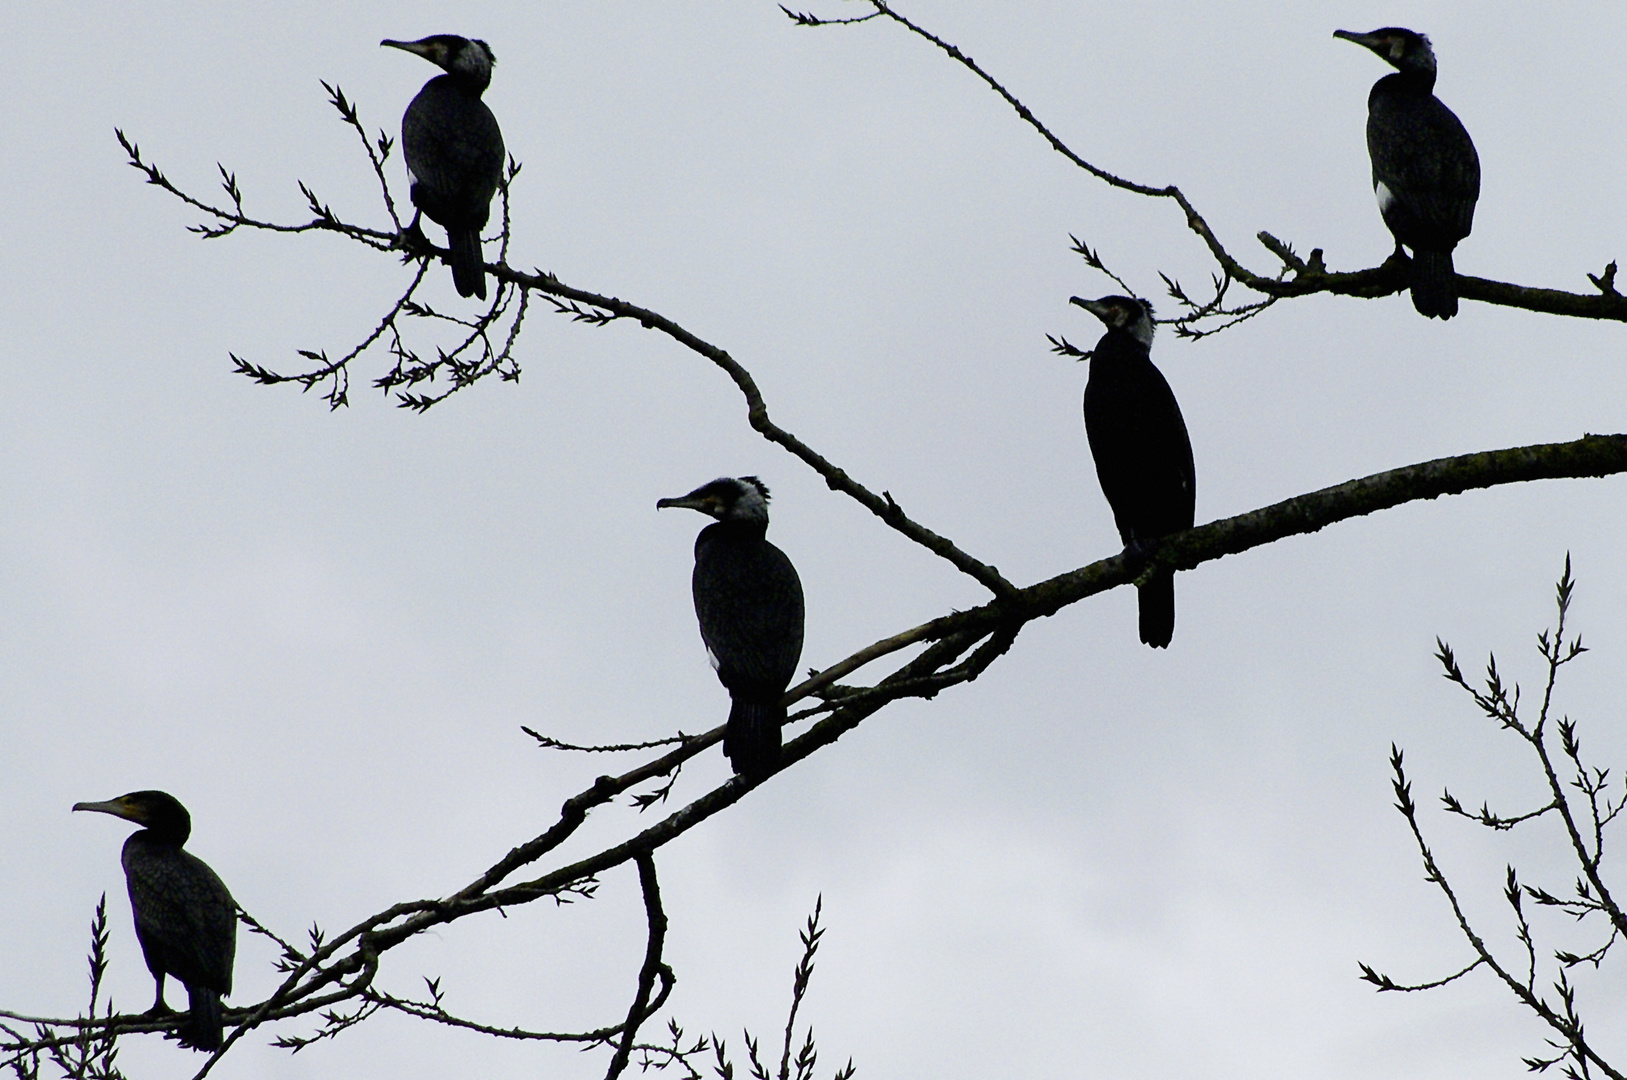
114,125,1015,592
606,854,671,1080
10,429,1626,1066
365,867,674,1049
809,3,1627,324
1388,740,1625,1078
341,423,1627,922
66,49,1627,1071
368,987,663,1043
501,267,1017,596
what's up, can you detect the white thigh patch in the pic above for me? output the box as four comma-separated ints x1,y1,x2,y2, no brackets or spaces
706,645,721,671
1375,180,1396,214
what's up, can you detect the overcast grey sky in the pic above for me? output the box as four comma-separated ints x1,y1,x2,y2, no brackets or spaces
3,3,1626,1078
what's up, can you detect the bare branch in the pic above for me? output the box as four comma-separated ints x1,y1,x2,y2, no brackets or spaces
115,129,395,250
1359,956,1484,993
778,897,824,1080
808,3,1627,325
1377,567,1627,1079
778,5,879,26
53,33,1627,1076
10,430,1627,1071
522,726,692,754
605,854,670,1080
320,80,402,232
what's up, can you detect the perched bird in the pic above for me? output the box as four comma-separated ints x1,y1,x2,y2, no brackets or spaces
658,477,805,778
1335,27,1480,319
382,34,505,300
74,791,235,1052
1071,295,1196,649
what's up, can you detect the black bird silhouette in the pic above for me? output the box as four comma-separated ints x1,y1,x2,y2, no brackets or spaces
74,791,235,1051
659,477,805,778
382,34,505,299
1071,296,1196,648
1336,27,1480,319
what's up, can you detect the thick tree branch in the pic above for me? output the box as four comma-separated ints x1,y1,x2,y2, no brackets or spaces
11,432,1627,1070
39,28,1627,1074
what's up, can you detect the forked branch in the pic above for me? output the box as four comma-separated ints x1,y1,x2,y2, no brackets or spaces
1366,564,1627,1079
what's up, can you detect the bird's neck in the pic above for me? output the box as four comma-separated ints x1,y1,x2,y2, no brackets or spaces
128,827,187,852
432,70,490,97
701,519,769,544
1095,328,1152,361
1381,67,1437,95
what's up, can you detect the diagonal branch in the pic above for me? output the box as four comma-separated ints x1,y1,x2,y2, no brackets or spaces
9,432,1627,1068
498,267,1017,595
59,53,1627,1071
117,124,1016,593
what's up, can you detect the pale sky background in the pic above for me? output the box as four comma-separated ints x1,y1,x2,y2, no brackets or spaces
3,4,1626,1079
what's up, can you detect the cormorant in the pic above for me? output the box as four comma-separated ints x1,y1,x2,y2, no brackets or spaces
1335,27,1480,319
658,477,805,778
73,791,235,1052
382,34,505,300
1071,295,1196,649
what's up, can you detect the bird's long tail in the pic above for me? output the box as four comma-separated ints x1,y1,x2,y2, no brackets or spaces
449,227,486,300
1409,248,1457,319
178,985,224,1052
724,699,784,779
1137,570,1176,649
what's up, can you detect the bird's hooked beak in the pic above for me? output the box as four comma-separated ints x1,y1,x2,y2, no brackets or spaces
73,797,144,823
1071,294,1155,347
1333,29,1388,58
1069,296,1109,321
1071,295,1128,334
656,491,720,515
381,37,440,62
1068,296,1113,359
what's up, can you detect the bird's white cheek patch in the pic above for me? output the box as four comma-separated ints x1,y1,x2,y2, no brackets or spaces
1375,180,1396,214
706,646,721,671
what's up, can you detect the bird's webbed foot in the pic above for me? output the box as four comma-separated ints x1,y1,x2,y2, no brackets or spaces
396,214,430,255
143,975,175,1018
